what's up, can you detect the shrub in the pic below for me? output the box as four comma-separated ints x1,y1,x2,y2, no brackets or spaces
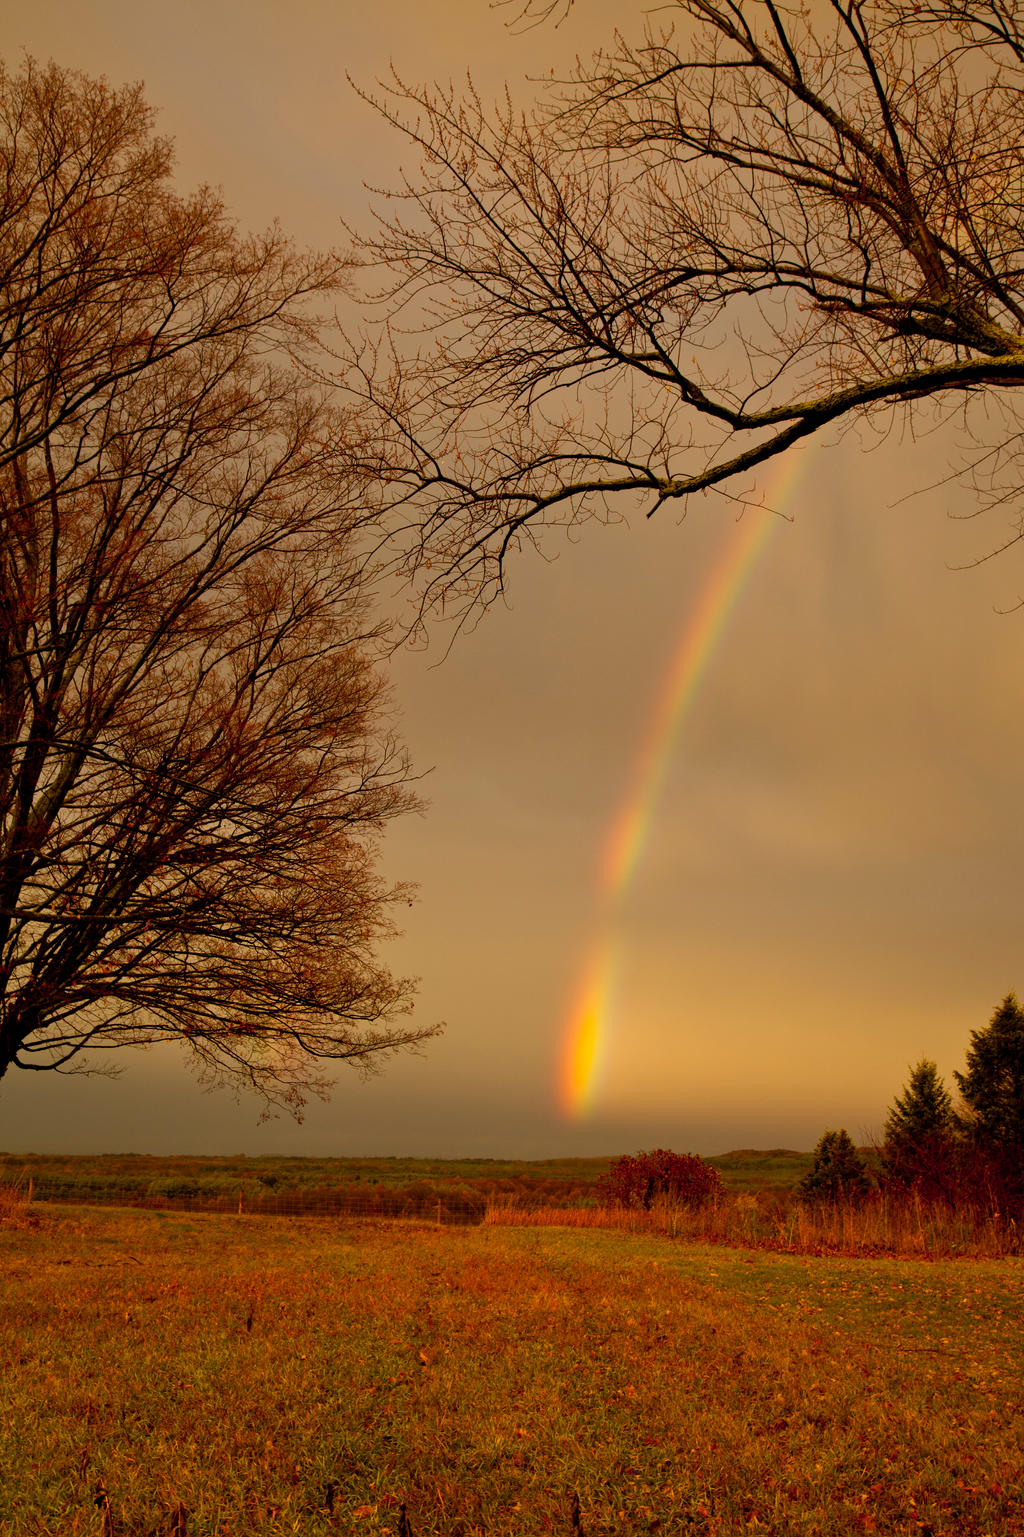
598,1149,722,1210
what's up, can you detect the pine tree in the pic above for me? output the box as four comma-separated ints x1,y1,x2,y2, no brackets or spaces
798,1130,871,1205
882,1061,957,1197
955,995,1024,1160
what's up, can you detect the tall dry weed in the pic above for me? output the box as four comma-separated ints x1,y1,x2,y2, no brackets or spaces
0,1177,37,1228
485,1189,1022,1258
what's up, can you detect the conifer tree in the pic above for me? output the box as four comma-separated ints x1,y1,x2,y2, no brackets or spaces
798,1130,871,1205
955,995,1024,1159
882,1060,957,1195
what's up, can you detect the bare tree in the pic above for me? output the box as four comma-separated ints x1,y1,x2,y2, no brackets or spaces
353,0,1024,621
0,59,437,1114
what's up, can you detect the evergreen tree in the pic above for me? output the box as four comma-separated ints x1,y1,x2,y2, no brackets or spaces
954,995,1024,1159
798,1130,871,1205
882,1061,958,1197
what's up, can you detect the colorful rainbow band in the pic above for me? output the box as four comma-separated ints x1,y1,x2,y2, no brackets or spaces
558,455,809,1120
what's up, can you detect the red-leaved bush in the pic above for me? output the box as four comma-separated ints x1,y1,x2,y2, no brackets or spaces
598,1149,722,1210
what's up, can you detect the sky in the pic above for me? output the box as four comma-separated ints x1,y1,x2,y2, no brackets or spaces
3,0,1024,1159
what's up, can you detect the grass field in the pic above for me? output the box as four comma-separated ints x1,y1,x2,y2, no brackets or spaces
1,1204,1021,1536
7,1148,1016,1258
0,1148,813,1204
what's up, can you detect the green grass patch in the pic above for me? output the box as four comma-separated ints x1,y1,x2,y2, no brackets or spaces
1,1208,1021,1535
705,1147,815,1189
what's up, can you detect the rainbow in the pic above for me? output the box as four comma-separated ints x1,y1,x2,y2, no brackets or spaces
558,453,810,1119
558,939,621,1119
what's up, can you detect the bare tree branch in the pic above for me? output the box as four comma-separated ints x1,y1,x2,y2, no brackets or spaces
349,0,1024,623
0,59,438,1116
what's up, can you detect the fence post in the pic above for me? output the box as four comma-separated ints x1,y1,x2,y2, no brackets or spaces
27,1177,33,1205
436,1199,442,1228
238,1191,243,1216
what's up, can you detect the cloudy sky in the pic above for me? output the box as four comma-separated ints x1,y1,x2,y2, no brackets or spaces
3,0,1024,1159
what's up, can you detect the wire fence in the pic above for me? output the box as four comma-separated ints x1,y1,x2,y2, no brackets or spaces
0,1176,487,1225
5,1177,1022,1256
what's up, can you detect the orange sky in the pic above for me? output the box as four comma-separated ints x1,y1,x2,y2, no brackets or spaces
3,0,1024,1157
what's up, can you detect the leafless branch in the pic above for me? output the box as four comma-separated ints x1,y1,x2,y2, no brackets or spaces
0,60,438,1114
348,0,1024,623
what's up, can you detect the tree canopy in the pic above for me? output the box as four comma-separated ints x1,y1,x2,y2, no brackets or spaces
0,59,436,1114
598,1148,722,1209
352,0,1024,621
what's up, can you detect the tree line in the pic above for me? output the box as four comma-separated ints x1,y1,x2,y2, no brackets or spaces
591,995,1024,1221
800,993,1024,1214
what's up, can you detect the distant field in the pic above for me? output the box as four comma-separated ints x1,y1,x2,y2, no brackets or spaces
0,1206,1020,1535
706,1147,815,1189
0,1148,814,1214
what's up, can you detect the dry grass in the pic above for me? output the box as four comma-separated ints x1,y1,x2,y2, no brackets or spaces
486,1192,1023,1259
1,1206,1022,1535
0,1176,37,1229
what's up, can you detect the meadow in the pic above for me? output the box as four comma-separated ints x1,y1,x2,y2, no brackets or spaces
1,1200,1021,1537
0,1150,810,1219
